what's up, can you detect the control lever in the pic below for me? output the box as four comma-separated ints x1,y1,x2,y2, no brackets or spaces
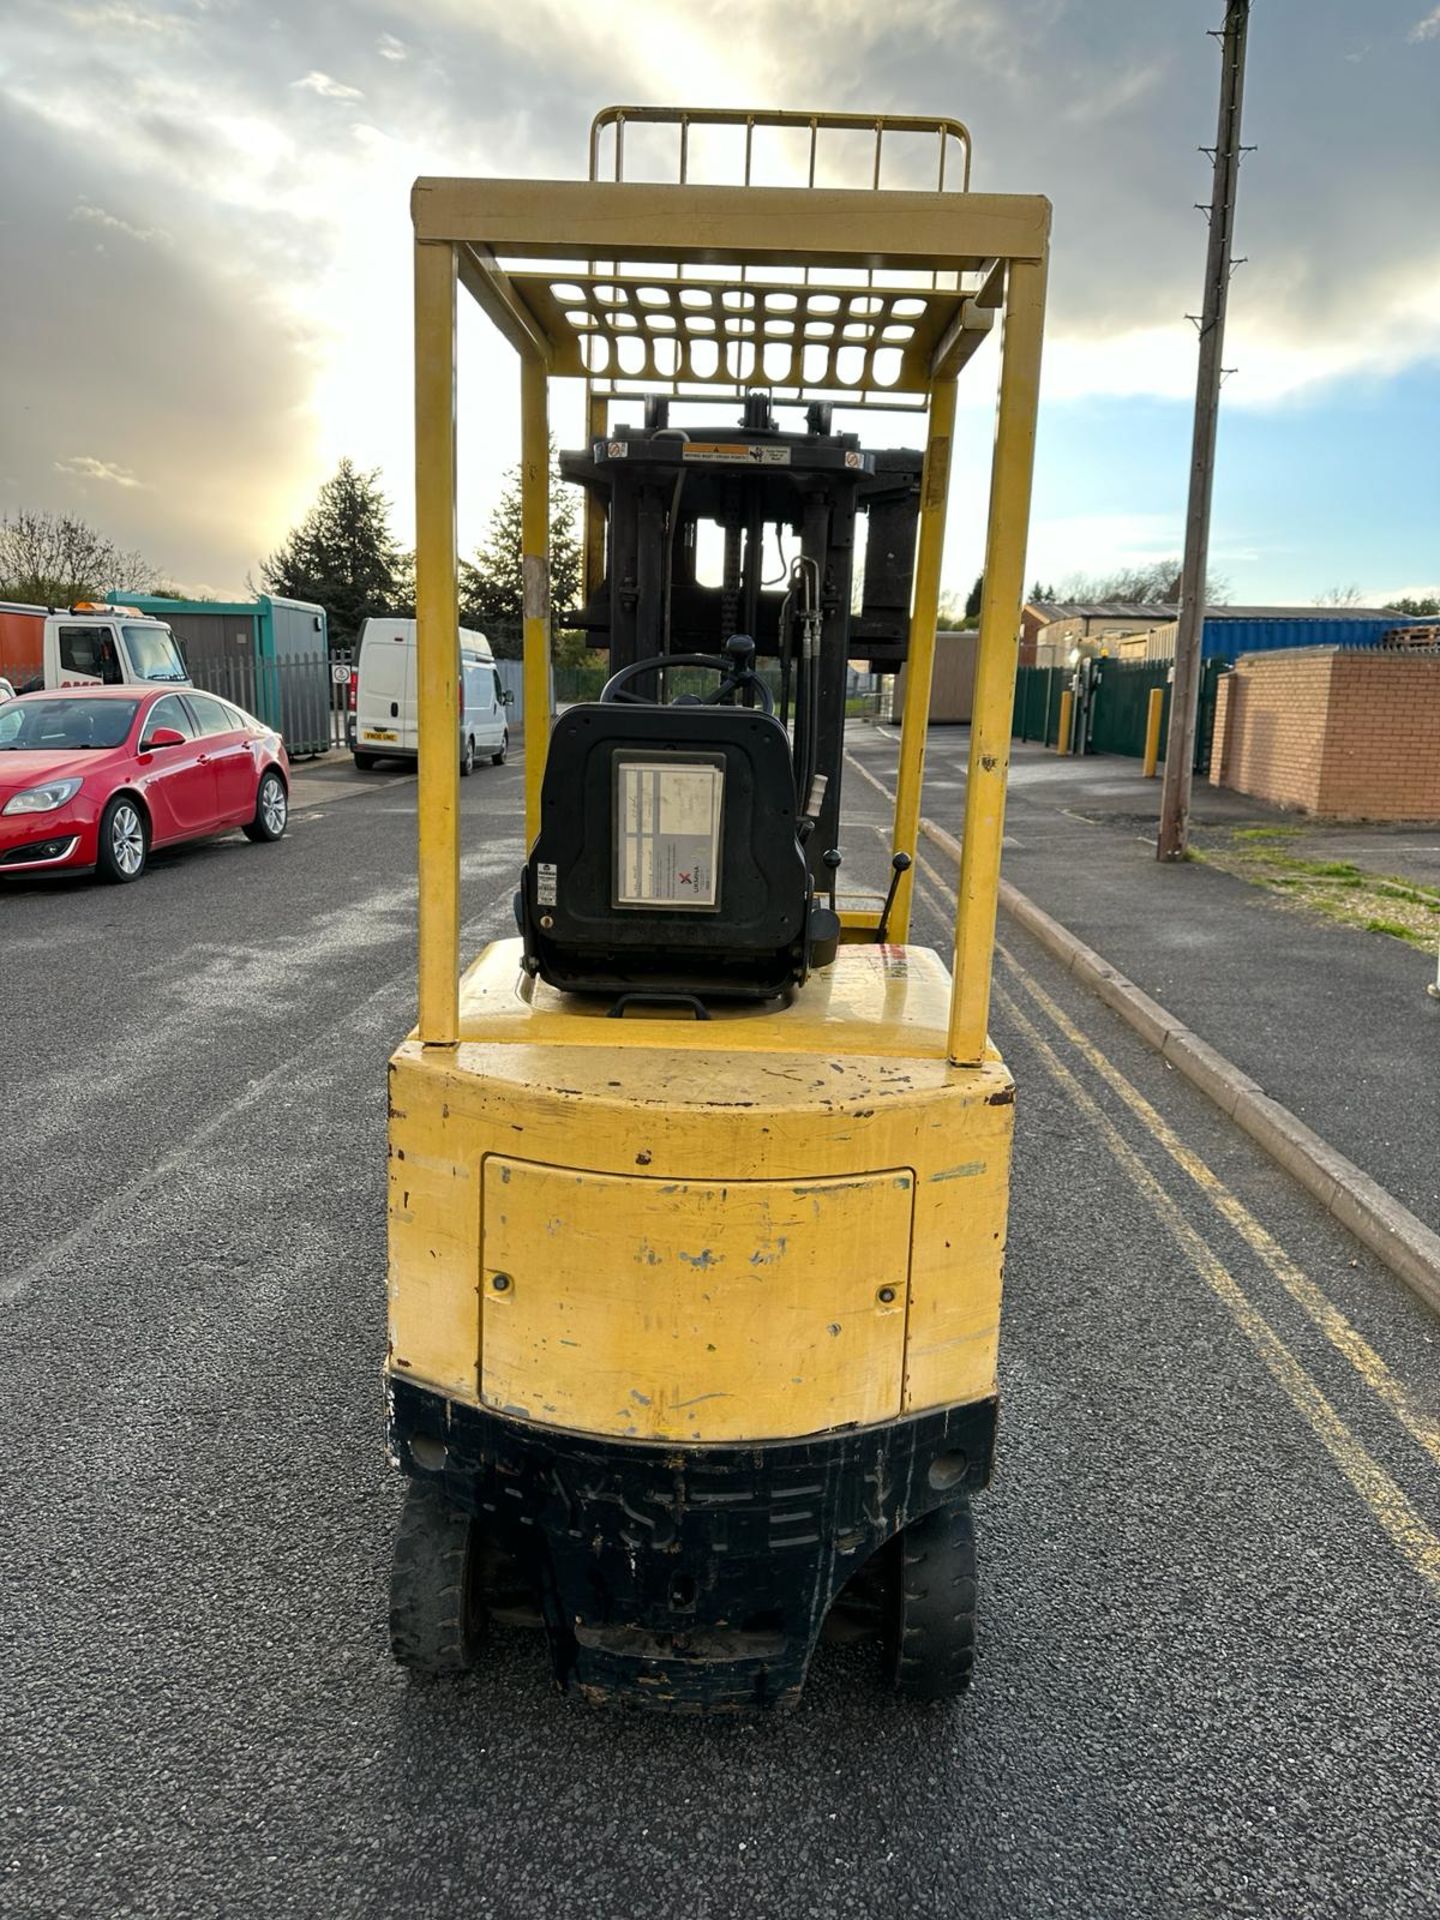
875,852,912,945
821,847,842,914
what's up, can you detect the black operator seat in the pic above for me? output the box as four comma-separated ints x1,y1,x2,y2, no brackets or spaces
519,642,837,1004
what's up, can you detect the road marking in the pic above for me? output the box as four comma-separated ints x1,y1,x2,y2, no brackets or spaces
910,868,1440,1594
994,937,1440,1477
913,834,1440,1482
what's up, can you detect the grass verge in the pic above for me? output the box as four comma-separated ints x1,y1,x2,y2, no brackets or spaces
1196,828,1440,948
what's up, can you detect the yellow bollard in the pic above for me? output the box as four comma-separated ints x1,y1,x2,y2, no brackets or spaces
1142,685,1164,778
1056,687,1073,756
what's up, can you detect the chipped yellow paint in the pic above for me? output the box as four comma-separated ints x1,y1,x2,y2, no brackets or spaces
386,940,1014,1438
481,1162,913,1441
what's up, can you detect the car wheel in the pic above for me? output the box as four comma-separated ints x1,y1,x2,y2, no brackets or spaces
353,752,378,772
96,794,148,885
491,729,508,767
461,734,475,778
243,768,288,844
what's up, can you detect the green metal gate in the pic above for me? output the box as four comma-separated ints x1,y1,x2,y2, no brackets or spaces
1012,666,1066,747
1089,661,1169,757
1031,658,1225,772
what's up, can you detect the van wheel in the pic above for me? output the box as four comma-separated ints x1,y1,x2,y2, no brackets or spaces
96,795,148,884
491,729,508,767
353,752,378,772
460,734,475,778
886,1495,977,1701
390,1478,484,1675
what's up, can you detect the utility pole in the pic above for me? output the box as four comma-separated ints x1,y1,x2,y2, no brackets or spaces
1157,0,1251,861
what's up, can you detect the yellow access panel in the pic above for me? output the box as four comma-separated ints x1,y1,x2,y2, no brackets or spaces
480,1160,914,1442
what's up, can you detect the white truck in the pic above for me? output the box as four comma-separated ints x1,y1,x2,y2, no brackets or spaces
0,601,190,694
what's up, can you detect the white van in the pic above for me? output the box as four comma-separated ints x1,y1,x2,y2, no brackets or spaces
351,618,510,774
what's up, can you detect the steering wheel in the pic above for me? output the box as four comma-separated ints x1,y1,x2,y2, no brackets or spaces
599,636,774,715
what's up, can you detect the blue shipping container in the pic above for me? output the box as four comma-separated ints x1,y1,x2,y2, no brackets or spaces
1201,613,1414,660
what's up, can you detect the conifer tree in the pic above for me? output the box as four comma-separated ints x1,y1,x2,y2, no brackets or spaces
259,459,405,649
459,451,582,658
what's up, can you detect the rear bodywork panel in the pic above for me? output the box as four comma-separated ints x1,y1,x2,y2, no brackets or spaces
385,939,1014,1703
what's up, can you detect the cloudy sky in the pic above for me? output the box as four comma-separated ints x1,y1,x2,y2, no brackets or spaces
2,0,1437,605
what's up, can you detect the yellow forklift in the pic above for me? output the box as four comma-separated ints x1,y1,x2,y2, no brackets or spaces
386,108,1049,1709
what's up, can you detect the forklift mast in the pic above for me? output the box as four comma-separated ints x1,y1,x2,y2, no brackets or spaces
559,395,921,885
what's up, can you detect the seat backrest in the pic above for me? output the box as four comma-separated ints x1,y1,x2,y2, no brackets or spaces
521,702,811,1001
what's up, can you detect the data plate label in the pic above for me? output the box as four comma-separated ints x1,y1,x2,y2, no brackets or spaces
615,759,723,910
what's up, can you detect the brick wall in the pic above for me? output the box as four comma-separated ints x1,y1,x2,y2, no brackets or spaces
1208,649,1332,810
1210,647,1440,820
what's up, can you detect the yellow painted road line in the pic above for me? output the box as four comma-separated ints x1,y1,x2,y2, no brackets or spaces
910,839,1440,1480
993,936,1440,1478
911,870,1440,1593
995,979,1440,1595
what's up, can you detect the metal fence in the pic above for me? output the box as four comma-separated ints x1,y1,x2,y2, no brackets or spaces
1014,658,1226,773
189,650,336,758
1013,665,1067,746
0,648,339,755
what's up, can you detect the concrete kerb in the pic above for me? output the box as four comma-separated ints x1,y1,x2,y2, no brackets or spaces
897,805,1440,1319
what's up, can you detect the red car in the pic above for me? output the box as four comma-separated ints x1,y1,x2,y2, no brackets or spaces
0,686,290,884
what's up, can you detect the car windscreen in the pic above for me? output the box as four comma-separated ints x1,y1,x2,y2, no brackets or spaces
120,623,188,683
0,698,140,750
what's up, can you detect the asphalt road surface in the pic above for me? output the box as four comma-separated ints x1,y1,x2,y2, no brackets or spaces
3,738,1438,1919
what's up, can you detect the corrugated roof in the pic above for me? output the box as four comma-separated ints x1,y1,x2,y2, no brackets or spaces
1027,600,1411,623
1027,601,1178,620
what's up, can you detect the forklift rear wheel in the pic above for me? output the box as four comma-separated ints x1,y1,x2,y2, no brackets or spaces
887,1494,977,1701
389,1478,485,1676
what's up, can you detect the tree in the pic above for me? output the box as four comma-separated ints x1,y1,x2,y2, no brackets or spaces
964,572,985,621
1029,579,1058,602
258,459,405,650
1056,558,1230,606
1314,583,1364,607
0,509,164,605
1385,593,1440,617
459,448,582,659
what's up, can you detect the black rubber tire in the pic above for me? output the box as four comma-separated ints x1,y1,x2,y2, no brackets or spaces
491,729,508,767
242,768,288,844
95,793,149,885
460,734,475,778
887,1495,977,1701
389,1478,484,1675
353,751,378,772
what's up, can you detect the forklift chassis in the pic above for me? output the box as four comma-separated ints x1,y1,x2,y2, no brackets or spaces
388,106,1049,1710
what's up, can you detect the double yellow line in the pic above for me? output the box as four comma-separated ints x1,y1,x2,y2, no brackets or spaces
908,851,1440,1595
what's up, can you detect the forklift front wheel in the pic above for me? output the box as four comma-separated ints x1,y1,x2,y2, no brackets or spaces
389,1478,485,1676
887,1494,977,1702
